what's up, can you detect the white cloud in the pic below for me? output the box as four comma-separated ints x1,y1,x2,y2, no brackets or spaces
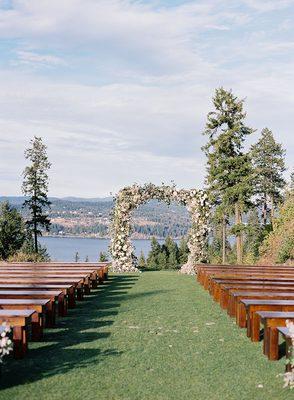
0,0,293,196
15,50,65,67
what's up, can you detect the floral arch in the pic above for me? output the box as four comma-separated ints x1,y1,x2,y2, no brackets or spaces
110,183,210,274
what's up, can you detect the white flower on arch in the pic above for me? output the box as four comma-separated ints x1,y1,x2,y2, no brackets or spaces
109,183,210,274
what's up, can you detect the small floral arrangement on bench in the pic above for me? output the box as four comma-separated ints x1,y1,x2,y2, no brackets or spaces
283,320,294,389
0,322,13,363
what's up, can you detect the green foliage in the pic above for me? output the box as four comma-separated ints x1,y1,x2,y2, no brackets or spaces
178,237,189,264
259,193,294,264
251,128,286,225
203,87,254,263
0,201,26,260
203,87,254,211
243,209,264,263
99,251,109,262
22,136,51,253
138,251,146,269
277,236,294,264
146,236,189,270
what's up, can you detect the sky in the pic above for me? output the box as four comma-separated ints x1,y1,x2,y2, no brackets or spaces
0,0,293,197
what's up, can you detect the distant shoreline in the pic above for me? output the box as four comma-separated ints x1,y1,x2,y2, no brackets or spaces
42,235,182,240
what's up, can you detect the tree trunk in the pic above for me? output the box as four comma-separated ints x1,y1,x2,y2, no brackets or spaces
262,196,267,226
235,203,243,264
270,195,275,224
33,188,38,254
222,214,227,265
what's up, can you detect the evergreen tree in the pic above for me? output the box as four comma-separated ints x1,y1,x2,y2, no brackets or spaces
99,251,108,262
0,201,26,260
157,251,168,269
22,136,51,253
243,209,264,263
164,236,179,269
138,251,146,269
203,88,254,264
251,128,286,226
146,237,161,269
178,237,189,264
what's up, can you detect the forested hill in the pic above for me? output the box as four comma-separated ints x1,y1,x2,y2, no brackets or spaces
0,196,190,239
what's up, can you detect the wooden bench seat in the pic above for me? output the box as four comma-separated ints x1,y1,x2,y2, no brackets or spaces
211,280,294,300
0,290,64,326
0,284,76,308
0,309,35,358
0,299,50,340
237,299,294,334
257,311,294,360
1,269,98,289
221,285,294,310
228,291,294,317
0,278,85,301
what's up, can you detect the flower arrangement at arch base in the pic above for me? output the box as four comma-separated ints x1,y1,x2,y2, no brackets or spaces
110,183,210,274
0,322,13,368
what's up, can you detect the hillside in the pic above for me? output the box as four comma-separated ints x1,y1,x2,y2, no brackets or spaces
0,196,190,239
259,193,294,265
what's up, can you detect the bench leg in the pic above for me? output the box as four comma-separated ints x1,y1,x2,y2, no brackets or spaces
76,287,84,301
251,313,261,342
58,295,67,317
267,327,279,361
68,287,76,308
13,326,27,359
246,310,252,337
31,312,43,341
46,301,55,328
237,303,247,328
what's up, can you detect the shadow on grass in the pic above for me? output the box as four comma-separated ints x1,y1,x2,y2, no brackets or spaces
0,275,140,390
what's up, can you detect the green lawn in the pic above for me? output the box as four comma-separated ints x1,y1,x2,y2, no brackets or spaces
0,271,291,399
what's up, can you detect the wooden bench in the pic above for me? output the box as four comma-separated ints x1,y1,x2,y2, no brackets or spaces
221,285,294,311
278,327,293,372
0,278,85,301
0,269,97,288
257,311,294,360
0,291,64,326
237,299,294,334
0,299,50,340
228,291,294,317
0,284,76,308
211,280,294,302
0,309,35,358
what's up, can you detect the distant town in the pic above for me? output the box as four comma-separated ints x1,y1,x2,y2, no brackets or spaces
0,196,190,239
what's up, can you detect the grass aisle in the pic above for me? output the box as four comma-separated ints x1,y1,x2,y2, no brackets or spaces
0,271,292,400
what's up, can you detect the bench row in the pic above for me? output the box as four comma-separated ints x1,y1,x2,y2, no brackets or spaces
0,262,110,358
196,264,294,363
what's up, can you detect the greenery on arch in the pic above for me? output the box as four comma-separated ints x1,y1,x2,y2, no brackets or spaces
110,183,210,273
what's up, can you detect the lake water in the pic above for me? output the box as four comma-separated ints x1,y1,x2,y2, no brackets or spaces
39,236,163,262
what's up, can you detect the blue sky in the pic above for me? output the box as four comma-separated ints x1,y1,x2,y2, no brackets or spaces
0,0,293,197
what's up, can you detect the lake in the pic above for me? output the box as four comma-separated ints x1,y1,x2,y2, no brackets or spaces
39,236,164,262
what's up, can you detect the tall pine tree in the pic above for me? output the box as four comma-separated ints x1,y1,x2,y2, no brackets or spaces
250,128,286,226
22,136,51,253
203,88,254,264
